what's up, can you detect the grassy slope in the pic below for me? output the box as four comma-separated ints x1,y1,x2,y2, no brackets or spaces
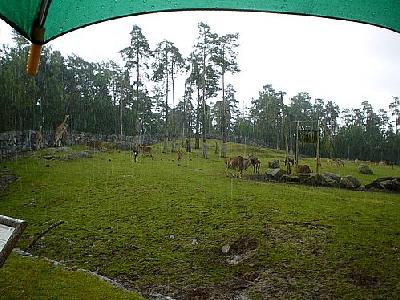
0,141,400,299
0,254,143,300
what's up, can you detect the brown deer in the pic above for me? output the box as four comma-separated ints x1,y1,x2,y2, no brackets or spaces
138,145,153,159
35,125,43,150
249,156,261,174
295,164,312,174
226,156,251,178
331,158,344,167
177,149,182,161
54,115,69,147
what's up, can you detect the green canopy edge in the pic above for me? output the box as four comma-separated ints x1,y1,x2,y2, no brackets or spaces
0,1,399,45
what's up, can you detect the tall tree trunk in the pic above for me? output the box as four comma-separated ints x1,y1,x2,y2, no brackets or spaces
163,46,169,153
171,59,176,152
136,46,140,138
202,94,207,159
221,51,227,158
276,119,280,150
186,108,192,153
120,97,123,136
195,87,200,150
201,43,207,159
112,81,117,135
182,85,186,148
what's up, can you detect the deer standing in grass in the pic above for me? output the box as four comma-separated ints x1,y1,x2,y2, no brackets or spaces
35,125,43,150
54,115,69,147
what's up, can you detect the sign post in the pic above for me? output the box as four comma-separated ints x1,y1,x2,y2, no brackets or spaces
294,120,320,172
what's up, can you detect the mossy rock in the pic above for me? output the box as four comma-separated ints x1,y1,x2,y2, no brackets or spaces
340,175,361,189
268,160,280,169
358,164,373,174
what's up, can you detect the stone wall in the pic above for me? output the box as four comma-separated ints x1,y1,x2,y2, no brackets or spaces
0,130,37,158
0,130,159,159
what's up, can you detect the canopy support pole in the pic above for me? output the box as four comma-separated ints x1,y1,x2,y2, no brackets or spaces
27,0,51,76
27,41,43,76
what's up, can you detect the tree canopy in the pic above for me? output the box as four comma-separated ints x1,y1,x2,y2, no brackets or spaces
1,23,399,163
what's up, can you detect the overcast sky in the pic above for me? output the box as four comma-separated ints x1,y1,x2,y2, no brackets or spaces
1,11,400,112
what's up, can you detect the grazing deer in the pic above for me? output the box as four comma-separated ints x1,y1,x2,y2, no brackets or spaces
226,156,251,178
54,115,69,147
283,155,295,174
295,164,312,174
249,156,261,174
331,158,344,167
284,156,295,166
138,145,153,159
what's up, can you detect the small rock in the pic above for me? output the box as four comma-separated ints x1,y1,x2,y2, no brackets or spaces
358,164,373,174
379,178,400,191
281,174,300,183
308,173,323,185
321,172,341,187
298,173,313,184
222,244,230,254
365,177,400,191
340,175,361,189
55,147,70,152
266,168,285,180
227,255,241,265
62,151,92,160
268,160,280,169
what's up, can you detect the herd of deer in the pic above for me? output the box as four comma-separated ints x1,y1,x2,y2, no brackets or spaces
130,149,314,178
224,154,323,178
224,155,261,177
37,115,350,176
39,115,393,172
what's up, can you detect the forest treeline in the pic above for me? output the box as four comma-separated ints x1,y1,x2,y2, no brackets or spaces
1,23,399,162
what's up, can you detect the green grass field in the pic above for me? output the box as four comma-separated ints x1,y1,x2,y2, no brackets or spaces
1,141,400,299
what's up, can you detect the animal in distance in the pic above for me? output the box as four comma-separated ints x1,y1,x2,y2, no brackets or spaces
295,164,312,174
138,145,153,159
226,156,251,177
54,115,69,147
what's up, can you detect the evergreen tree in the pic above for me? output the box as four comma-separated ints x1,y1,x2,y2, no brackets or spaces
152,40,185,152
193,22,220,158
213,33,240,157
120,24,151,136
